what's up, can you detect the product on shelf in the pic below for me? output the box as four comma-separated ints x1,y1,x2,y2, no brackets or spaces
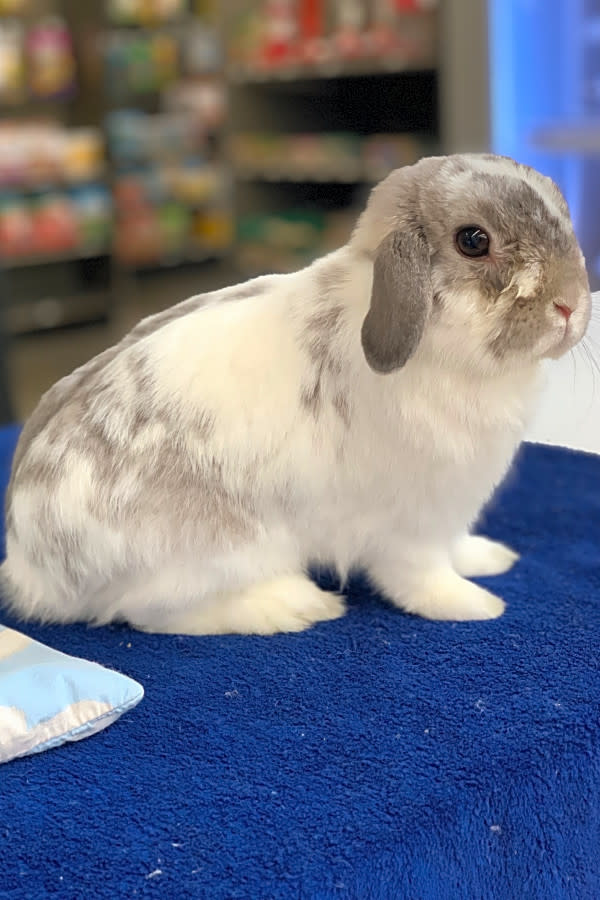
29,190,79,253
183,24,222,75
0,123,105,187
115,205,232,265
0,120,110,262
27,17,76,100
231,132,361,180
370,0,404,54
159,201,191,255
104,31,178,99
297,0,327,65
70,183,112,248
0,16,79,104
107,0,186,26
190,208,233,251
394,0,438,10
261,0,298,67
238,209,324,270
114,211,163,266
106,110,189,163
162,161,228,205
63,129,106,181
0,193,32,257
0,184,112,262
0,0,29,12
103,0,230,268
231,131,429,182
332,0,368,60
193,0,217,16
226,0,438,75
361,133,426,179
0,23,25,104
113,168,231,266
0,123,60,185
106,103,224,165
237,207,355,273
163,79,227,135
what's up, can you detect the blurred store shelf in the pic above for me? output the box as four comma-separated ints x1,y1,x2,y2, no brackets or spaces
0,0,443,337
225,0,439,273
228,57,436,84
5,290,110,336
234,169,367,184
0,247,110,270
7,258,239,419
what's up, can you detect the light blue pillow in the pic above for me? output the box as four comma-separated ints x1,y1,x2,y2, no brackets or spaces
0,625,143,764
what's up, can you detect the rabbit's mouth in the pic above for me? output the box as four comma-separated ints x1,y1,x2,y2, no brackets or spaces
546,331,575,360
542,285,592,358
544,308,590,359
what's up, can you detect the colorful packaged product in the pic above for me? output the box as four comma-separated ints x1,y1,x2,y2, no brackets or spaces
30,191,79,253
0,0,29,11
183,25,221,74
0,23,24,104
27,18,76,100
0,193,32,257
108,0,185,25
70,184,112,247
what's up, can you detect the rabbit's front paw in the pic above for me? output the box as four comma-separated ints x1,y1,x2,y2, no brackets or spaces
137,574,346,636
451,535,519,578
401,569,506,621
238,575,346,634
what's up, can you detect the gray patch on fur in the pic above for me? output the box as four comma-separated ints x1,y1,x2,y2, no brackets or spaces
296,264,352,420
301,373,351,427
469,174,571,253
299,266,350,419
5,275,271,512
300,376,322,417
361,229,432,373
3,275,278,583
301,304,344,375
10,381,250,590
332,391,351,427
102,447,253,544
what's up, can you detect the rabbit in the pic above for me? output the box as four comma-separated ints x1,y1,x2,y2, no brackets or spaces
1,153,592,634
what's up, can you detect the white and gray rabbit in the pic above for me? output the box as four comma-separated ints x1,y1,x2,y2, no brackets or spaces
1,153,593,634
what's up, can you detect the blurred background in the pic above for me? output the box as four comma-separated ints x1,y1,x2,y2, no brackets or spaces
0,0,598,435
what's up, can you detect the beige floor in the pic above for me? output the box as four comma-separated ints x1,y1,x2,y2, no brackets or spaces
8,263,238,420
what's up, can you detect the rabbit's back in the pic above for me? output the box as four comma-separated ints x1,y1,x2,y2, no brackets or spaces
2,272,308,621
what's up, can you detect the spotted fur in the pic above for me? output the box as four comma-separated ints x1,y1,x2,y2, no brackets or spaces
1,154,593,632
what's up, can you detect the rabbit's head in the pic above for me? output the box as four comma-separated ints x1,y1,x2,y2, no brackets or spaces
354,153,591,375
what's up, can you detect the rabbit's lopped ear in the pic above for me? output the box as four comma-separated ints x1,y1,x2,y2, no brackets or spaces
360,229,433,373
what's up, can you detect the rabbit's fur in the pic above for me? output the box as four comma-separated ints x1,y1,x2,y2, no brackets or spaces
2,154,592,633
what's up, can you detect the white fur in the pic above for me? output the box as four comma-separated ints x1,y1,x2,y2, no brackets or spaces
136,575,345,635
2,246,538,631
3,155,590,634
451,535,520,578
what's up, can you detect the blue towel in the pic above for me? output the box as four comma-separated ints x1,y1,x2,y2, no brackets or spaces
1,423,599,900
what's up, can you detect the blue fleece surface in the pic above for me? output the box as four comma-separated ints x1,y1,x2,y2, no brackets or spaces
0,423,599,900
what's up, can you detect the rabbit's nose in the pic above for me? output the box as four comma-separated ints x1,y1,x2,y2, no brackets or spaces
554,303,573,320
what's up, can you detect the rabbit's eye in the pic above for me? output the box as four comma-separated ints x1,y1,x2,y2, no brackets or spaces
455,226,490,258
